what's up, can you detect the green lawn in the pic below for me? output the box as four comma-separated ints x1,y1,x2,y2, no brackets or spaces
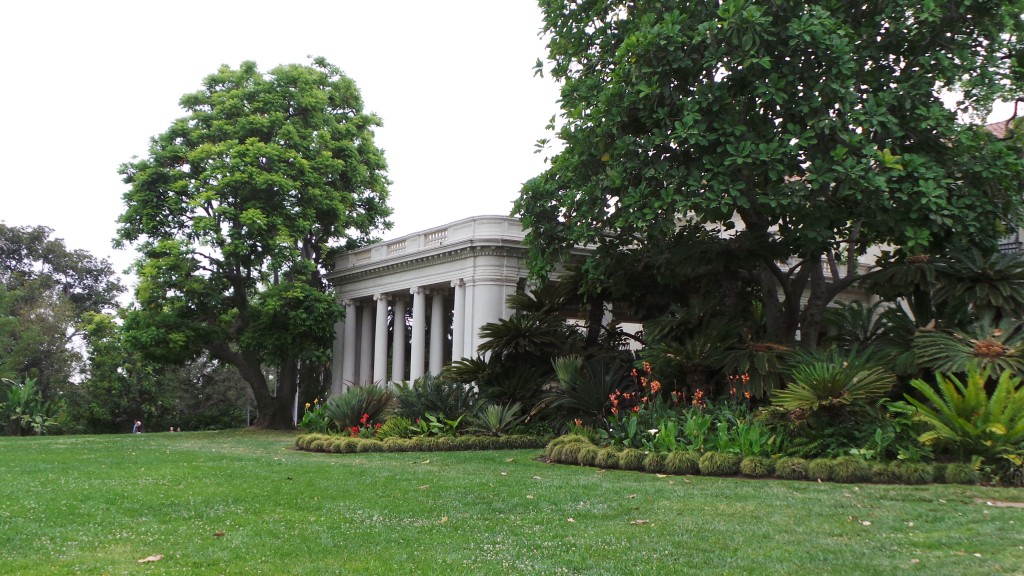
1,431,1021,575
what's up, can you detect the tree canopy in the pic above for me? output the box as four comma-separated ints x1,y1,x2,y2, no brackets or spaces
117,58,391,428
516,0,1024,347
0,223,123,395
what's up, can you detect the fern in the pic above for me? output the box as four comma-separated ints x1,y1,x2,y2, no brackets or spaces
894,367,1024,463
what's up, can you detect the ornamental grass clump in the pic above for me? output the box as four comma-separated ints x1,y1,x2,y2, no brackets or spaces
642,452,667,473
699,451,742,476
871,463,900,484
807,458,835,482
557,442,587,464
663,451,699,475
546,434,593,458
739,456,774,478
595,448,621,469
578,446,600,467
944,462,982,485
619,448,646,471
773,457,808,480
356,439,385,453
892,462,935,485
830,456,872,483
382,438,416,452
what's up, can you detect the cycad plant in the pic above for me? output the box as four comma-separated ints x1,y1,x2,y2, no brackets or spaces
934,247,1024,321
323,384,395,430
893,366,1024,463
913,316,1024,377
394,374,478,421
466,402,524,437
546,355,634,424
773,348,896,413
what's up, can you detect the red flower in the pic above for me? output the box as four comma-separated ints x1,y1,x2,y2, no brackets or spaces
360,413,370,425
350,426,359,437
632,405,640,413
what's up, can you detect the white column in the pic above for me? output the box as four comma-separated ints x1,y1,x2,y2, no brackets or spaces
462,282,476,359
409,287,427,382
469,278,518,355
331,317,344,396
342,300,358,390
392,296,407,383
359,303,374,386
373,293,390,385
451,279,466,362
429,290,446,375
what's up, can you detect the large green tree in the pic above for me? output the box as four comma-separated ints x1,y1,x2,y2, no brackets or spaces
117,58,391,429
516,0,1024,348
0,223,123,396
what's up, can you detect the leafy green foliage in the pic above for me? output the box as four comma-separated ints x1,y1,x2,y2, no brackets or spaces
894,367,1024,463
116,58,391,428
466,402,524,437
547,354,634,424
1,377,58,436
698,451,742,476
394,374,478,421
774,349,896,412
323,385,395,431
913,317,1024,377
517,0,1024,348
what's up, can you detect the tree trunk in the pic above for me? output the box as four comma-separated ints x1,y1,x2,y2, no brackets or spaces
209,342,296,430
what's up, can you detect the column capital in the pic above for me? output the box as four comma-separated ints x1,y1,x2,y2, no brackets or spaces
411,286,428,295
451,278,466,288
342,299,357,307
373,293,390,302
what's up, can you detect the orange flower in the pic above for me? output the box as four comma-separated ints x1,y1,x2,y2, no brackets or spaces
611,407,618,415
744,391,752,400
574,418,583,427
650,380,661,394
632,405,640,412
642,361,651,373
730,386,737,397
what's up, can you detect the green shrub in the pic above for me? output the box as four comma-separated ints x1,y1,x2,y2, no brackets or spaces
871,463,899,484
578,446,600,467
337,438,360,453
895,367,1024,464
699,452,742,476
467,402,525,437
377,416,414,440
892,462,935,485
595,448,620,469
807,458,834,482
774,455,806,477
325,385,395,430
356,439,384,453
664,451,700,475
739,456,774,478
831,456,872,483
382,438,416,452
774,349,895,412
944,462,981,485
546,434,594,457
498,435,549,450
619,448,646,471
642,452,667,473
774,457,808,480
395,374,478,420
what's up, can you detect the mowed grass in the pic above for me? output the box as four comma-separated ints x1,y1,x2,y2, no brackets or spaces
1,431,1022,576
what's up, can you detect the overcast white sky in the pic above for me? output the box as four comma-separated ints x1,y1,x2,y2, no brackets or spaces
0,1,560,284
